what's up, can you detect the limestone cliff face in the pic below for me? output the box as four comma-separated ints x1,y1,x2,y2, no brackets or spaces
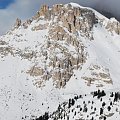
14,18,22,28
106,18,120,35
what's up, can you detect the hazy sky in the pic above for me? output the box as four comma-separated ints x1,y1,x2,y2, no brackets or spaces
0,0,120,35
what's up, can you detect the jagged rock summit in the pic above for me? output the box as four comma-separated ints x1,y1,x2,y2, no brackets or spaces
0,2,120,120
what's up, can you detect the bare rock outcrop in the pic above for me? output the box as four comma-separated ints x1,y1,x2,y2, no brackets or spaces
81,64,112,87
27,66,44,77
51,4,96,38
52,4,63,16
31,23,49,31
106,18,120,35
14,18,21,28
22,19,32,29
39,5,49,16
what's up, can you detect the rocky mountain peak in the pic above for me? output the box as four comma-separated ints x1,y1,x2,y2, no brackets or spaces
0,3,120,120
14,3,97,38
32,3,97,39
26,4,99,88
106,18,120,34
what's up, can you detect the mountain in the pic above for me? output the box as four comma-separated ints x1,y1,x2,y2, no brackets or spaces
0,2,120,120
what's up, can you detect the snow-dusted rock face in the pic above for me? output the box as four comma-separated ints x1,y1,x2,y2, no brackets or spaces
14,18,22,28
0,2,120,120
34,4,96,38
22,3,98,88
106,18,120,34
26,4,98,88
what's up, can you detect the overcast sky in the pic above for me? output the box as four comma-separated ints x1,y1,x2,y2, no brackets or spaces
0,0,120,35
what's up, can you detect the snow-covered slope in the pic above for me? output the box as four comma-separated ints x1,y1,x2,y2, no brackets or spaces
0,3,120,120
